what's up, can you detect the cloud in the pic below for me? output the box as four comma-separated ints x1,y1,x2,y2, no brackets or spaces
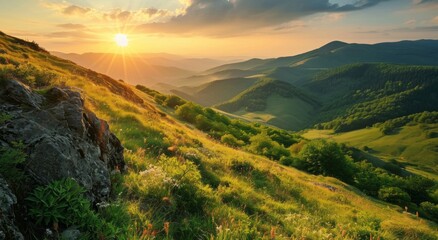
42,0,393,36
139,0,392,35
393,25,438,32
56,23,86,29
414,0,438,4
103,9,132,21
46,31,95,39
404,19,416,26
63,5,91,15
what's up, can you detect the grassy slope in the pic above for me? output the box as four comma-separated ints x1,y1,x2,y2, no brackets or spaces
234,94,317,130
303,125,438,179
216,79,321,130
1,32,437,239
180,77,259,106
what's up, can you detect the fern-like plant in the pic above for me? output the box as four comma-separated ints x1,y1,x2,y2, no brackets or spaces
26,178,88,227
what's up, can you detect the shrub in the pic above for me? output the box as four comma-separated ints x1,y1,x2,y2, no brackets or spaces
175,102,203,123
299,139,353,182
230,160,254,175
247,132,290,160
420,202,438,221
0,112,12,124
0,141,26,184
377,187,411,206
221,134,245,147
279,156,294,166
0,63,56,88
27,178,120,238
154,94,166,104
164,95,186,109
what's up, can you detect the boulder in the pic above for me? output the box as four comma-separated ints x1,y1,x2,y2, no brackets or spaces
0,79,125,203
0,177,24,240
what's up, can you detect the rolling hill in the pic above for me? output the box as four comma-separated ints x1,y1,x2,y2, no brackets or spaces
215,78,321,130
203,40,438,76
1,32,437,239
309,63,438,132
174,77,259,106
303,123,438,179
169,40,438,132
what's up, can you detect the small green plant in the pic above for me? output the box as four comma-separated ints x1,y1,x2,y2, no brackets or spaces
27,178,122,239
230,160,254,175
0,141,26,184
0,113,12,124
27,178,89,226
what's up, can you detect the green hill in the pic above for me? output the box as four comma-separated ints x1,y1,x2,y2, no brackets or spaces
215,79,321,130
175,77,259,106
310,63,438,132
205,40,438,75
1,32,437,239
176,41,438,132
303,123,438,179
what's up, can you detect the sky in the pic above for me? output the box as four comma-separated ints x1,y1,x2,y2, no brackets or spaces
1,0,437,58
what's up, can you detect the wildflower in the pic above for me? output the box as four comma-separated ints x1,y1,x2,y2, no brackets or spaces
162,196,171,205
164,222,170,236
341,229,347,237
270,226,276,240
96,202,110,208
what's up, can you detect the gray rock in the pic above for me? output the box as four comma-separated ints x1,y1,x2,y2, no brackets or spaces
0,80,125,203
61,227,81,240
0,177,24,240
0,80,42,109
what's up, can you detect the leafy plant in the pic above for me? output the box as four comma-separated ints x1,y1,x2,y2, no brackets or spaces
0,141,26,184
377,187,411,206
0,112,12,124
299,139,353,182
27,178,88,226
27,178,121,239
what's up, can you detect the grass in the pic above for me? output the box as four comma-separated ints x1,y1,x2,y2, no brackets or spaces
303,125,438,178
234,94,316,130
1,32,438,239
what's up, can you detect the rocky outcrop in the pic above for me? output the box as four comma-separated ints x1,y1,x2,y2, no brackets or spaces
0,79,125,203
0,177,24,240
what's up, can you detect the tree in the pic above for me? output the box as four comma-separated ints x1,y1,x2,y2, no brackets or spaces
378,187,411,206
299,139,353,182
195,114,212,131
164,95,186,109
247,132,289,160
175,102,202,123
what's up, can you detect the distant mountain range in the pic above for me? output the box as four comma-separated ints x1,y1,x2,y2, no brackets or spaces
51,52,236,90
169,40,438,130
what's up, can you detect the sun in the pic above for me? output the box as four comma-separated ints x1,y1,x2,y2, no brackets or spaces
114,33,128,47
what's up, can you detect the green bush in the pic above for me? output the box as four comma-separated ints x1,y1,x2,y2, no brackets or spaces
221,134,245,147
247,132,290,160
419,202,438,221
230,160,254,175
27,178,121,239
0,142,26,184
299,139,353,182
377,187,411,206
0,112,12,124
164,95,186,109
